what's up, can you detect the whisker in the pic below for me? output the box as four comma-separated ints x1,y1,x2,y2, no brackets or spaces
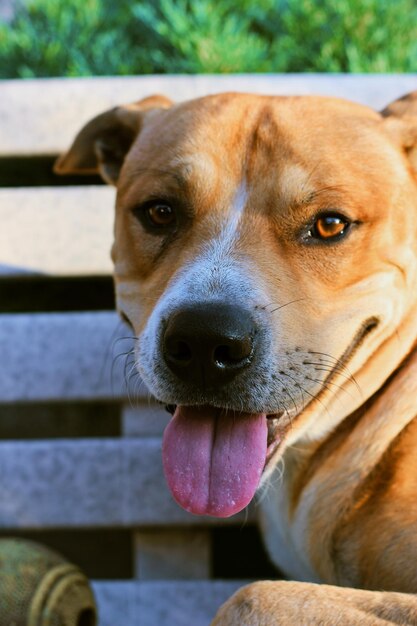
126,359,138,383
111,348,134,395
100,318,125,388
269,298,306,314
303,358,349,374
113,349,135,367
313,366,361,396
296,381,332,419
305,376,356,401
112,335,139,343
280,371,332,419
260,302,279,311
123,351,135,377
282,388,297,425
304,360,356,382
308,351,354,375
280,372,306,413
134,372,152,404
308,351,361,394
126,367,140,409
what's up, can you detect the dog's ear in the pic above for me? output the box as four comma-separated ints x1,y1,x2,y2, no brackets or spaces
380,91,417,173
54,94,173,185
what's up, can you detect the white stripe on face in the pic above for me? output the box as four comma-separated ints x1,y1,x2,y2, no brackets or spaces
211,178,249,256
136,177,271,398
232,179,248,217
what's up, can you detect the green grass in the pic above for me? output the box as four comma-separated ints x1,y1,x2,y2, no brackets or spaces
0,0,416,78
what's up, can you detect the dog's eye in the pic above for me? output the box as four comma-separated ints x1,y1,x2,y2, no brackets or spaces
132,199,183,236
309,213,350,241
146,203,176,228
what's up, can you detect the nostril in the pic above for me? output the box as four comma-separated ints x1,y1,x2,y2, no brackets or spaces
166,338,192,364
214,338,253,367
214,344,238,367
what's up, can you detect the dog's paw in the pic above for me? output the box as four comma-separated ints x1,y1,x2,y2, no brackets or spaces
211,582,277,626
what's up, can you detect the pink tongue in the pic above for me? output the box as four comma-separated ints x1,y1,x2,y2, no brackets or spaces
162,406,267,517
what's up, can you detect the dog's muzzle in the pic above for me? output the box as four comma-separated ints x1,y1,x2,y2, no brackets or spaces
162,302,257,389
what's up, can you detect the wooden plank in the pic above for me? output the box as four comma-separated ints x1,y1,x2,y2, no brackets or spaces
0,438,252,528
1,74,415,156
0,186,115,276
0,312,140,402
93,580,245,626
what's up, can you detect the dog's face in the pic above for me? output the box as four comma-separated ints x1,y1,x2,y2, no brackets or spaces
57,91,417,515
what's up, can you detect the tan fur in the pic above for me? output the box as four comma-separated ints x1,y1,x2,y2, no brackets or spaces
57,90,417,624
212,581,417,625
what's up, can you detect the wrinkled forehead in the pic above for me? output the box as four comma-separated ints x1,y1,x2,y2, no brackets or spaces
118,94,402,207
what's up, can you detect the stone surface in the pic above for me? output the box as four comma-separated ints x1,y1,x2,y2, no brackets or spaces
93,580,245,626
0,438,252,528
134,530,211,580
0,186,115,276
0,312,138,401
1,75,415,155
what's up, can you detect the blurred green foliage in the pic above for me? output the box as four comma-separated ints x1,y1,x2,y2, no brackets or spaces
0,0,416,78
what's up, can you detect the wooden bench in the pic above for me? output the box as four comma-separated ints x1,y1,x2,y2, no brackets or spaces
0,74,414,626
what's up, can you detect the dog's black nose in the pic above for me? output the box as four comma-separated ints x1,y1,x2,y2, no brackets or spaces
163,303,256,387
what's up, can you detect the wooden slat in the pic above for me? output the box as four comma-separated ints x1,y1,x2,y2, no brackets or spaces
0,312,138,402
93,580,245,626
0,186,115,276
1,74,415,156
0,438,252,528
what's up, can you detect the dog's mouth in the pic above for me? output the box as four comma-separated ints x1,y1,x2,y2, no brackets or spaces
161,316,380,519
265,412,288,462
162,404,289,518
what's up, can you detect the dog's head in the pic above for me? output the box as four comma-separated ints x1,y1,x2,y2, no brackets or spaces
57,90,417,516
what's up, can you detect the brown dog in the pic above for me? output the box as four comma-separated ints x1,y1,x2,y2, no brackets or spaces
56,89,417,624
